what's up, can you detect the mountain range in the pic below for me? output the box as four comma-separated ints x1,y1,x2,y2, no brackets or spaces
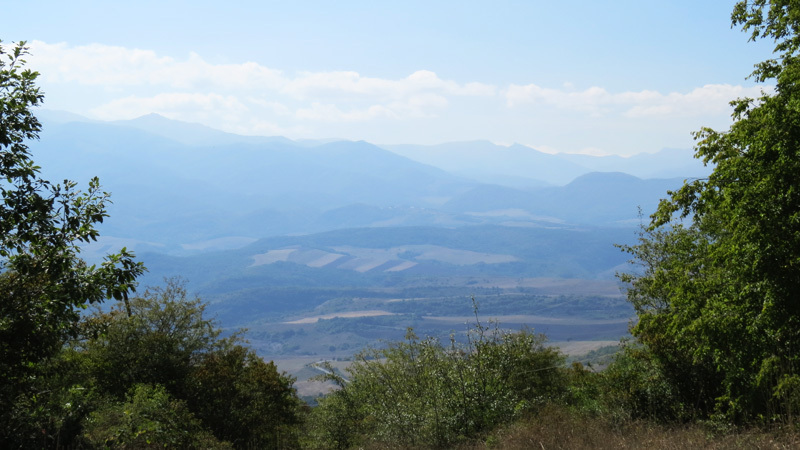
32,111,704,258
26,110,708,351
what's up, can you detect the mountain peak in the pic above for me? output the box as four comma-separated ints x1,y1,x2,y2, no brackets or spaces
113,113,294,147
566,171,642,188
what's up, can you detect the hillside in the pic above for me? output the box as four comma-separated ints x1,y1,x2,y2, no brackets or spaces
383,141,710,186
21,113,703,358
30,112,697,261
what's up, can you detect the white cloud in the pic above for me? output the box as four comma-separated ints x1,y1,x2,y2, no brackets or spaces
90,92,249,122
29,41,286,90
294,92,450,122
247,98,292,116
295,102,398,122
21,40,769,154
282,69,495,101
28,41,491,127
29,41,492,104
623,84,769,118
506,84,615,114
506,82,768,118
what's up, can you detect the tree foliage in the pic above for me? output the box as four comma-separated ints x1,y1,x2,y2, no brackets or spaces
82,384,230,449
14,277,303,448
68,278,303,448
77,280,230,398
0,41,301,448
618,1,800,423
188,345,303,447
0,40,145,444
307,313,567,448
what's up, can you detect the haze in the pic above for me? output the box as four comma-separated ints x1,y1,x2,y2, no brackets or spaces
0,0,774,156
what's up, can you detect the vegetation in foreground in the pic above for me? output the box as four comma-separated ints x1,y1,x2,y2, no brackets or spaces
306,311,566,449
470,406,800,450
3,0,800,448
4,278,303,448
0,42,301,448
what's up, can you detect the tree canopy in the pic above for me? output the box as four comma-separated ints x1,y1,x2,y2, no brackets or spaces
619,0,800,423
0,40,146,442
0,41,302,448
71,278,302,448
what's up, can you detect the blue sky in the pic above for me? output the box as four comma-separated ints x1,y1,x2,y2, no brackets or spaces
1,1,776,156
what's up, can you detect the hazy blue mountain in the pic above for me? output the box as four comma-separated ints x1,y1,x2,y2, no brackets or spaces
310,204,476,229
382,141,710,187
547,172,681,224
37,109,98,126
26,112,686,352
35,115,473,212
113,113,296,147
443,172,684,226
559,148,711,180
382,141,588,186
26,113,701,261
29,117,478,254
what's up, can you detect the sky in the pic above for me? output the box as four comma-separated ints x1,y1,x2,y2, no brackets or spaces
0,1,777,156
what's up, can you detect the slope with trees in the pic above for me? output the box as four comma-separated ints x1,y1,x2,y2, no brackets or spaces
617,0,800,423
0,41,303,448
0,40,147,444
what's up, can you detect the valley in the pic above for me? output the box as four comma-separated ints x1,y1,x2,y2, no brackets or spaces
6,5,797,445
30,112,700,365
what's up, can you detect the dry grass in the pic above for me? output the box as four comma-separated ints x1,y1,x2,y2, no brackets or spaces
462,406,800,450
332,406,800,450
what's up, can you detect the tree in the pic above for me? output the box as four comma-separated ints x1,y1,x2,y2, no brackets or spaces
619,1,800,423
72,277,303,448
188,345,302,447
77,279,229,399
82,384,231,449
0,40,145,443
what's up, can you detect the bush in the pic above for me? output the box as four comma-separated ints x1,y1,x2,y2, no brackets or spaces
48,277,303,448
307,314,567,448
600,343,697,423
82,384,230,449
188,345,302,447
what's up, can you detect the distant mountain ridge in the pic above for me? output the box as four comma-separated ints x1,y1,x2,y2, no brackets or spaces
115,113,296,147
31,111,699,258
382,141,710,186
29,110,686,347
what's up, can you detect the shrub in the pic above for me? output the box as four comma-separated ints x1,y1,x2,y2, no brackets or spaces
307,314,567,448
82,383,230,449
